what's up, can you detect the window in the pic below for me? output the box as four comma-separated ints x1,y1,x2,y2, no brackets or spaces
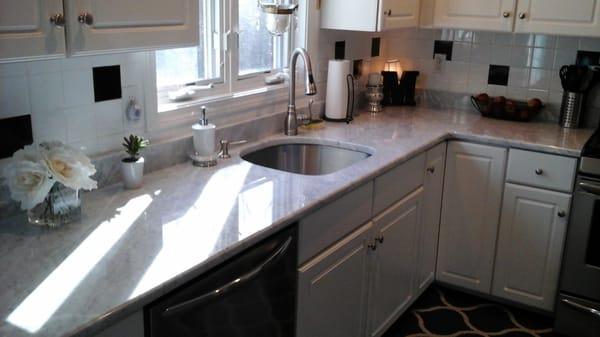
155,0,292,107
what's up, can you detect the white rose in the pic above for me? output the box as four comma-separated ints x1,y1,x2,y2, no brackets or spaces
3,159,55,210
42,142,97,191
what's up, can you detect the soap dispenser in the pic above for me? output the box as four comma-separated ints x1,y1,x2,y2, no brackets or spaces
191,106,217,167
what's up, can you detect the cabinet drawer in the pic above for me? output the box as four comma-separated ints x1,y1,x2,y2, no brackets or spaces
299,182,373,264
373,153,426,215
507,149,577,193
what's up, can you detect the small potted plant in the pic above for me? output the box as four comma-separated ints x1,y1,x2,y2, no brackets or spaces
121,134,149,189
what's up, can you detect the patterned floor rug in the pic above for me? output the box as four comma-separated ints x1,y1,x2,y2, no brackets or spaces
383,285,564,337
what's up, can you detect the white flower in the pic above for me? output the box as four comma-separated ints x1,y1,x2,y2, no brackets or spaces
3,145,55,210
42,142,97,191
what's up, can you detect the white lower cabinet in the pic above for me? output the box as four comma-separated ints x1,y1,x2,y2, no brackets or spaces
297,222,373,337
369,188,423,337
436,141,507,293
492,183,571,311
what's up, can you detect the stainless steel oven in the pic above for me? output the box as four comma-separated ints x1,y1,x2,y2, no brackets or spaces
555,175,600,336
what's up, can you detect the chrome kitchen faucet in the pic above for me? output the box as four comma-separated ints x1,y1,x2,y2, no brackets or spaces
285,47,317,136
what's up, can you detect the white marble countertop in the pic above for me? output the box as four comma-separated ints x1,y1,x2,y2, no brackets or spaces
0,107,593,337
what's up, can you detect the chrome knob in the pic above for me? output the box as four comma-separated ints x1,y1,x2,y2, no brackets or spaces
427,167,435,174
385,9,392,16
78,11,94,25
535,168,544,175
503,11,511,18
49,13,65,27
375,236,384,244
558,210,566,218
368,242,377,251
519,12,527,19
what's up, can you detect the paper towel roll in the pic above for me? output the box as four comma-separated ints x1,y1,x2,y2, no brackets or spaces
325,59,351,120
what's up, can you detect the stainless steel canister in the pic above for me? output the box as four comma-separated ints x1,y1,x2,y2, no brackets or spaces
560,91,585,128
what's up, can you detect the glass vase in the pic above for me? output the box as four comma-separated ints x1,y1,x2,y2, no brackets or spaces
27,183,81,227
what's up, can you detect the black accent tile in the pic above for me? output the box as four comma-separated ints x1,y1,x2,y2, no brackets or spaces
488,64,510,86
577,50,600,66
334,40,345,60
371,37,381,57
93,65,122,102
0,115,33,159
353,59,363,77
433,40,453,61
418,308,470,334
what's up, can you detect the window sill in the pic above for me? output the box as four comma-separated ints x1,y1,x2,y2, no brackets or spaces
157,83,289,113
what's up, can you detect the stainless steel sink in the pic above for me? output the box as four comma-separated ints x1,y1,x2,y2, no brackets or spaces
241,141,372,175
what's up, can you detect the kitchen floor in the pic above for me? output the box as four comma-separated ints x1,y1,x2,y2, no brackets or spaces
383,285,564,337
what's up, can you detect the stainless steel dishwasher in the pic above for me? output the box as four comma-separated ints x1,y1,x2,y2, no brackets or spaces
145,226,297,337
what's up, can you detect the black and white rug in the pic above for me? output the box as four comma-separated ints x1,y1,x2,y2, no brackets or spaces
383,285,563,337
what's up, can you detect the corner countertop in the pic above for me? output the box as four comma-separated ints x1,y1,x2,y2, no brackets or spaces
0,107,592,337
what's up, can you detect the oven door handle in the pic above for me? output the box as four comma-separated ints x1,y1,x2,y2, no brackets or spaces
561,298,600,318
162,236,292,318
579,181,600,196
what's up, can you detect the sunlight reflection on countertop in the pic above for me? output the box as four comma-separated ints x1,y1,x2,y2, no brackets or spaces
0,106,593,337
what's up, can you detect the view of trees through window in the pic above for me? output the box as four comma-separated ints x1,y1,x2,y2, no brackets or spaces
238,0,274,76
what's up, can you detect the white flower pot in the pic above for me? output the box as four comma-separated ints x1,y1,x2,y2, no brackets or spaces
121,157,145,189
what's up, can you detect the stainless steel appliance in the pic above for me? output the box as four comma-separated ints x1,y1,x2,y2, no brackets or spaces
555,129,600,336
146,227,297,337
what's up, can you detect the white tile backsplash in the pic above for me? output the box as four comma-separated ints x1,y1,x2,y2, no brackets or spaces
29,72,64,113
62,70,94,107
0,76,30,119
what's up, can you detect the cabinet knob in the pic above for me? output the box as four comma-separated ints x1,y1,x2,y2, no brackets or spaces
558,210,566,218
49,13,65,27
427,167,435,174
385,9,392,16
503,11,511,18
78,11,94,25
535,168,544,175
368,242,377,251
519,12,527,19
375,236,384,244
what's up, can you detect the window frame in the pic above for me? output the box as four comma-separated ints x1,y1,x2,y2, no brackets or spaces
154,0,294,111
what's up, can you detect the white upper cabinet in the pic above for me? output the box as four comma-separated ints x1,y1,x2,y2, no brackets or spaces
492,184,571,311
433,0,517,31
0,0,66,62
320,0,419,32
65,0,199,55
514,0,600,37
436,142,507,293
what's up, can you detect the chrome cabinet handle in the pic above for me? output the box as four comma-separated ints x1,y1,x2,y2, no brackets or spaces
518,12,527,19
558,210,566,218
162,236,292,317
561,298,600,318
368,241,377,251
503,11,511,18
375,236,384,244
535,168,544,175
579,181,600,196
78,11,93,25
427,167,435,174
49,13,65,27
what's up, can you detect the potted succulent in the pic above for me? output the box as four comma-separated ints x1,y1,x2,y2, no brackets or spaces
121,134,149,189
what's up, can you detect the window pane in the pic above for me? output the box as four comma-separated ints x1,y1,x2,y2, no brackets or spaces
156,0,213,88
238,0,274,76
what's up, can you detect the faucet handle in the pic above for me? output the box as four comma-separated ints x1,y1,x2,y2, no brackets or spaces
218,139,247,159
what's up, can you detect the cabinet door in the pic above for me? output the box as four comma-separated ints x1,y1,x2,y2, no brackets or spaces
436,142,506,293
515,0,600,37
378,0,421,31
433,0,516,31
369,188,423,337
492,184,571,311
0,0,66,62
416,143,446,295
320,0,380,32
297,222,372,337
65,0,198,55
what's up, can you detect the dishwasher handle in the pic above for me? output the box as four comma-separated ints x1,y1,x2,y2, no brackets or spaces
579,181,600,196
162,236,292,318
561,298,600,318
